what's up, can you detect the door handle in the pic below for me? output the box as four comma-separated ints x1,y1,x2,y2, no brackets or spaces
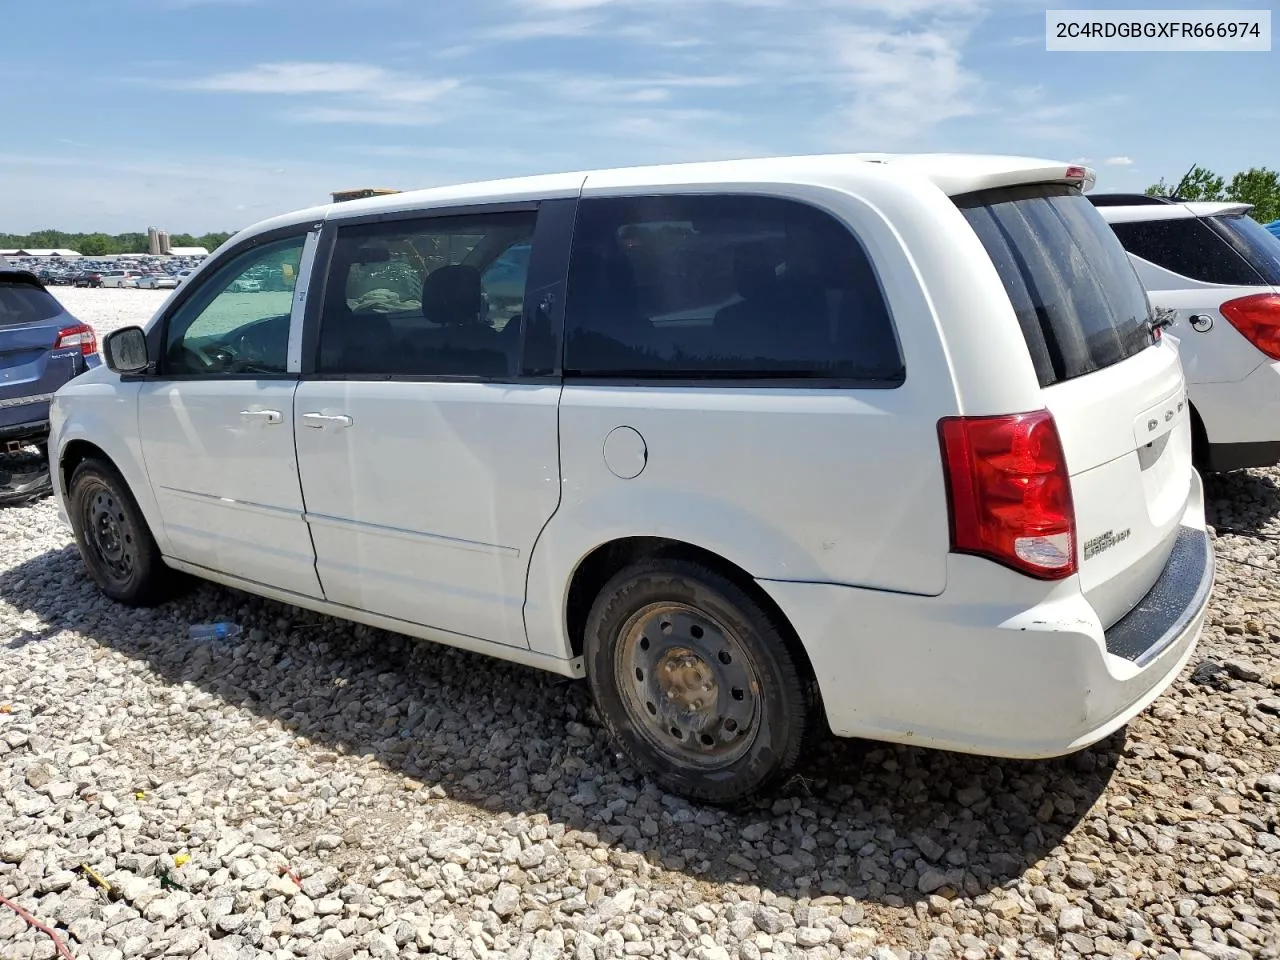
301,412,353,428
240,409,282,424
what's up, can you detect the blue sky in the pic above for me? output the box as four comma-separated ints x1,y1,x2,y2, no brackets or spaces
2,0,1276,233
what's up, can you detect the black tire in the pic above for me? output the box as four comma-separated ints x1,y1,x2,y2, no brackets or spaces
68,457,177,606
584,558,814,805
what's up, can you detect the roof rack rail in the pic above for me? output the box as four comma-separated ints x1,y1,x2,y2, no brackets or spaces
1087,193,1179,207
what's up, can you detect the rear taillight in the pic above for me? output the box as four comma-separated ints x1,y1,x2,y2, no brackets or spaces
938,410,1077,580
1220,294,1280,360
54,323,98,357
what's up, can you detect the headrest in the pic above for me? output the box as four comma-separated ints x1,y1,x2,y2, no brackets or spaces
421,264,482,326
733,241,781,301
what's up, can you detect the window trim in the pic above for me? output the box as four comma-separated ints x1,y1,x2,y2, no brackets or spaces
132,223,315,383
558,192,905,389
324,199,540,230
300,199,574,384
560,374,905,390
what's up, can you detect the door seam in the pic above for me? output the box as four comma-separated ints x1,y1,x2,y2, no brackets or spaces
290,378,328,601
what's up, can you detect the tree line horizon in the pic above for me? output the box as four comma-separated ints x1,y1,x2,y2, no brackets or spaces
0,229,236,257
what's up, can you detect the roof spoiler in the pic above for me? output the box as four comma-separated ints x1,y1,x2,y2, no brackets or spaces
848,154,1097,197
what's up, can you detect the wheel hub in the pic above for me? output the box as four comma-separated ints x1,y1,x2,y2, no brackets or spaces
85,488,134,584
618,603,761,769
656,646,716,712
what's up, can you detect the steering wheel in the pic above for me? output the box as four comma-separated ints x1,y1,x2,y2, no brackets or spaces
190,342,237,370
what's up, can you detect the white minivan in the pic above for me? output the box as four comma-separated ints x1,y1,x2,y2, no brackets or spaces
51,154,1214,803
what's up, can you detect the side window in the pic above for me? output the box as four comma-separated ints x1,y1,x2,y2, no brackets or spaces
162,235,303,376
318,212,536,378
1110,218,1263,286
562,194,903,383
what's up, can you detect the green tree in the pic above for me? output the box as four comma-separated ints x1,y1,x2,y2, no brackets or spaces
1145,165,1226,201
197,232,234,253
1226,167,1280,224
0,228,239,255
77,233,118,256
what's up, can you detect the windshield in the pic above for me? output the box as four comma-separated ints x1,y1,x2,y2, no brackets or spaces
1206,214,1280,286
955,184,1154,388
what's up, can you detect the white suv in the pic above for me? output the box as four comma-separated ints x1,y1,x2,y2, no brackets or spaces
50,154,1213,803
1092,194,1280,472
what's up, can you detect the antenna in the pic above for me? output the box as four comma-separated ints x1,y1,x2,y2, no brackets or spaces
1170,163,1198,200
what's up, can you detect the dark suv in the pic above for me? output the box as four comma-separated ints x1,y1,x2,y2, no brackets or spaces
0,267,100,502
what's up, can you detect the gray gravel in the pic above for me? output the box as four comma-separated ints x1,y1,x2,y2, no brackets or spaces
51,287,173,340
1,294,1277,960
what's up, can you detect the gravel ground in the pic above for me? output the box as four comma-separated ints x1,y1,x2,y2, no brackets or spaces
52,288,173,339
1,294,1278,960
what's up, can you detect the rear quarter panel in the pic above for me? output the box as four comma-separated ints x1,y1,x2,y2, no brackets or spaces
523,173,1047,660
1128,257,1273,385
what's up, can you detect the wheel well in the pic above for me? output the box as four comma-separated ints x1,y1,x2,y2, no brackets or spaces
565,536,818,686
59,440,111,496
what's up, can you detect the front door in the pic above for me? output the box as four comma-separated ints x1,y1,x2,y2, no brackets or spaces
137,230,323,598
293,203,570,647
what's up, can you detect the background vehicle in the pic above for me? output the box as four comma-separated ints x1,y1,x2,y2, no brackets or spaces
72,270,103,288
0,268,99,502
100,270,140,288
136,273,178,289
1092,193,1280,471
53,154,1211,803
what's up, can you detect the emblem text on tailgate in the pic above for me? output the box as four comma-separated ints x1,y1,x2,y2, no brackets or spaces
1083,528,1132,561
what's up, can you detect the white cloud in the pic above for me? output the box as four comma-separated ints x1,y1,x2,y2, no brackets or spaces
1105,156,1134,166
482,15,602,40
187,62,459,104
183,61,464,125
831,25,981,142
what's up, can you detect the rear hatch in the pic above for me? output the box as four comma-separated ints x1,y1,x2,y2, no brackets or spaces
0,274,81,427
956,185,1190,627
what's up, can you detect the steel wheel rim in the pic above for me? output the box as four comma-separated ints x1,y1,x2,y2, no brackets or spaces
614,601,761,770
83,483,135,585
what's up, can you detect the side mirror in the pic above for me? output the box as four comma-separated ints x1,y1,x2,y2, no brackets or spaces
103,326,149,375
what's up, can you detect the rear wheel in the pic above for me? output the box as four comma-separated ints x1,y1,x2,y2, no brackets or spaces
68,457,177,605
585,558,813,805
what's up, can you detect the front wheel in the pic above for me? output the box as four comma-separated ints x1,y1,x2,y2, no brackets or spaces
585,559,814,805
68,457,178,606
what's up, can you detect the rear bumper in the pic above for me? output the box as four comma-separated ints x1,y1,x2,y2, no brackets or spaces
760,472,1212,759
0,418,50,444
0,393,52,441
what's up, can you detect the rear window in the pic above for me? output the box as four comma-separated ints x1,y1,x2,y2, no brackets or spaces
0,280,62,327
956,184,1154,388
1204,214,1280,286
1109,217,1264,286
